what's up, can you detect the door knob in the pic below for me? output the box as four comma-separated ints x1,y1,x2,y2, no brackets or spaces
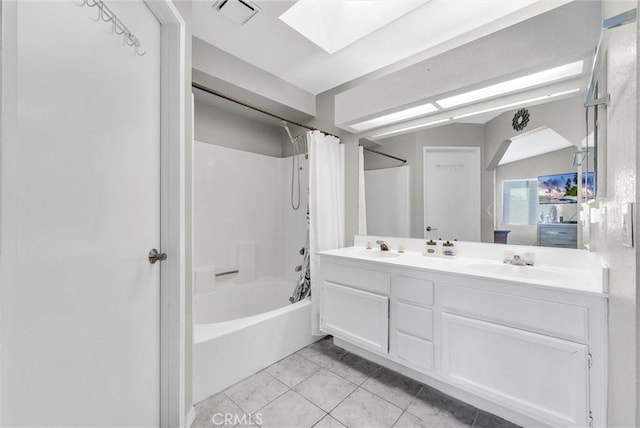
148,248,167,264
426,226,438,232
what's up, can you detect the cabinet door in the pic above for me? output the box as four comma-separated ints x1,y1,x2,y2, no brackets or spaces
322,282,389,354
441,313,589,427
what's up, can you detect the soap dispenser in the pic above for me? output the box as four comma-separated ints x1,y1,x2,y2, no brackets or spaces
424,240,438,256
442,240,456,257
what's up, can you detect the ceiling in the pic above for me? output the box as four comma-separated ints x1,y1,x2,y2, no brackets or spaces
192,0,563,95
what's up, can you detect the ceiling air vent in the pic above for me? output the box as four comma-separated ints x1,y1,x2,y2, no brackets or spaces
213,0,260,25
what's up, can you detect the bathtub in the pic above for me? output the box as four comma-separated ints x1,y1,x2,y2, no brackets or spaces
193,278,317,403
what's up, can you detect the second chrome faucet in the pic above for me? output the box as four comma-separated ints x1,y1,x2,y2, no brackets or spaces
376,240,390,251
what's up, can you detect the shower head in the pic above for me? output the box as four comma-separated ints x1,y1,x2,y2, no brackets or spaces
279,120,295,143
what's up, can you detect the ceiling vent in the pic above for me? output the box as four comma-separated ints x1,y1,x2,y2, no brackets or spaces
213,0,260,25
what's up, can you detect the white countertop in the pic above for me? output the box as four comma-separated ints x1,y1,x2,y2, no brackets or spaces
319,245,608,296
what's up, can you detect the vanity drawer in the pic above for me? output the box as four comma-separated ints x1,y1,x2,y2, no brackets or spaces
394,276,434,306
441,284,588,343
395,302,433,340
396,332,433,372
323,262,390,295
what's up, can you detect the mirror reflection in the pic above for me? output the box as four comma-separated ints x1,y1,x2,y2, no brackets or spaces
361,95,592,249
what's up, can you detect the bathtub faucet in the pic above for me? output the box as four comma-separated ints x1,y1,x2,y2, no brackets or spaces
376,240,389,251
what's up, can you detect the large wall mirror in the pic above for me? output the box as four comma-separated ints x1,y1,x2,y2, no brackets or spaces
360,95,592,249
355,1,602,251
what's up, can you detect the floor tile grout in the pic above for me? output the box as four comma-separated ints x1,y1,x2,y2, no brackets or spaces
195,337,520,428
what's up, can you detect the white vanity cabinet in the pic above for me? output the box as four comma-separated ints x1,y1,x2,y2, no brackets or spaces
320,261,390,355
436,275,607,428
391,275,435,372
317,253,607,428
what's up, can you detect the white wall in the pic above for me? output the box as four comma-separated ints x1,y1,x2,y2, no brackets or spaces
195,100,285,157
588,1,638,426
193,143,308,285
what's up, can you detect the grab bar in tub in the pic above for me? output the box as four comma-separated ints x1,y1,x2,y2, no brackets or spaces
215,270,239,277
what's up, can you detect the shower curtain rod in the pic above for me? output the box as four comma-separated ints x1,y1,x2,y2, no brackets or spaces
361,146,407,164
192,82,340,139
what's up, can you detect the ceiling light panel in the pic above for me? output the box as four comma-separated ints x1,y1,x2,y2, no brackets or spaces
372,118,451,139
279,1,429,54
452,88,580,120
437,61,584,109
350,103,438,131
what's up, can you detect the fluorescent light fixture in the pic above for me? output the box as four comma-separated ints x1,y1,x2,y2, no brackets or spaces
279,1,429,54
437,61,584,108
453,89,580,120
350,103,438,132
372,118,451,139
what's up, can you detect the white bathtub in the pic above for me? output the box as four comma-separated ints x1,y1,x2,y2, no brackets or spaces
193,278,317,403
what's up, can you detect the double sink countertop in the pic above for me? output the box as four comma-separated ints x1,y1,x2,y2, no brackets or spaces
319,236,608,296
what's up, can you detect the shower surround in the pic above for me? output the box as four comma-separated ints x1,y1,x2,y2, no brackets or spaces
193,141,316,401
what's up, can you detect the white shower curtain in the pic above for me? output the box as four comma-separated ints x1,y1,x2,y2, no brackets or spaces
309,130,344,335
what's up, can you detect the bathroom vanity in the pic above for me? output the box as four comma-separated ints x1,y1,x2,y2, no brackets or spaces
317,237,608,428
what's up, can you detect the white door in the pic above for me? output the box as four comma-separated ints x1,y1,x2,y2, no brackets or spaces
5,1,161,425
423,147,480,241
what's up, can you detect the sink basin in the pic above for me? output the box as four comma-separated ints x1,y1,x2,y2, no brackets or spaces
352,250,401,259
467,263,558,281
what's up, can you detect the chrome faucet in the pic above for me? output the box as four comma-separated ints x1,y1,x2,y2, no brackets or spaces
509,255,526,266
376,240,389,251
503,251,535,266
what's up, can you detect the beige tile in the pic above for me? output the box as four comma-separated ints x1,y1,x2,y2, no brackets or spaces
392,411,430,428
406,386,478,428
313,415,347,428
192,393,244,428
267,353,321,388
361,368,423,409
325,352,380,385
331,388,403,428
473,412,521,428
294,369,358,412
257,390,325,428
224,371,288,414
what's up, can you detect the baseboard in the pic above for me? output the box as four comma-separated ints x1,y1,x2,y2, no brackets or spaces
185,406,196,428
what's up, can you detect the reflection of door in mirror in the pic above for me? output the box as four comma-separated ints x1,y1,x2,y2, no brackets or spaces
423,147,481,241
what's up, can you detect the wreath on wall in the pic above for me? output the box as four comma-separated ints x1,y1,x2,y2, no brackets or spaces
512,108,530,131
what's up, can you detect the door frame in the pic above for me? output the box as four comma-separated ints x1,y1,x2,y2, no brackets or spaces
0,1,187,426
423,146,481,241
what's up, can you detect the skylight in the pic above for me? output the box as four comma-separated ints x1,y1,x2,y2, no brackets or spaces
500,127,574,165
279,1,429,54
350,103,438,131
437,61,584,109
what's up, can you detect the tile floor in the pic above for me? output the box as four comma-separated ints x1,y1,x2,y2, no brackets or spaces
192,336,521,428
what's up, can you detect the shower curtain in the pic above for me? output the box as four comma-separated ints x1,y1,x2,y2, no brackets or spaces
308,130,344,335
